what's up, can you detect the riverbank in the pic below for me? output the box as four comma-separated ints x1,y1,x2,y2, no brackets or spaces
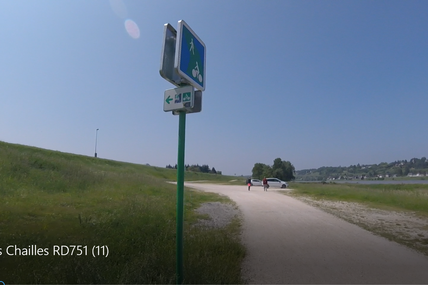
296,179,428,185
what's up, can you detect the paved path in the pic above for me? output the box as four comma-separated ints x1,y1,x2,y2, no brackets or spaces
185,183,428,284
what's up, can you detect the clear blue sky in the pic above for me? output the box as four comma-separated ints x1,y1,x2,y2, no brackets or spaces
1,0,427,176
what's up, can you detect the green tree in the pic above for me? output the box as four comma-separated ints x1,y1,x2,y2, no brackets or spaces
270,158,295,181
282,160,295,181
273,168,284,180
252,163,265,179
272,158,284,180
403,166,410,176
262,164,273,178
253,159,295,181
393,167,402,176
273,158,282,171
200,164,210,173
188,165,201,172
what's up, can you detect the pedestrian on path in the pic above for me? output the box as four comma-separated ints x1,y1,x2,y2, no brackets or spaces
247,178,251,191
263,177,268,191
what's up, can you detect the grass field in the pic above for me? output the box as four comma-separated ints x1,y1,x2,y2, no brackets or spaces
0,141,245,284
289,182,428,216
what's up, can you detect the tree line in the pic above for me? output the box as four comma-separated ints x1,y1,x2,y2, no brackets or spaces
295,157,428,181
252,158,295,181
166,164,221,175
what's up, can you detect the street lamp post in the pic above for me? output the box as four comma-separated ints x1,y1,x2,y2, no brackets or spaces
95,128,99,158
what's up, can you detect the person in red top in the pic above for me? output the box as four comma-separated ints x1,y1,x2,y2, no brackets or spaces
262,177,268,191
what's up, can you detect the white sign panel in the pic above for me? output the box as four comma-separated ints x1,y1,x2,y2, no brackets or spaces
163,85,194,112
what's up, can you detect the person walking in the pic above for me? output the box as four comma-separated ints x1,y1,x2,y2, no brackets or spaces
262,177,268,191
246,178,251,191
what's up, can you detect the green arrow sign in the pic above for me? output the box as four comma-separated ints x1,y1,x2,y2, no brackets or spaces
166,95,173,104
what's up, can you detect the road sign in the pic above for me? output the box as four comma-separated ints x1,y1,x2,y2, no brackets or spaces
173,90,202,115
164,85,194,112
160,24,184,86
175,20,206,91
160,20,206,284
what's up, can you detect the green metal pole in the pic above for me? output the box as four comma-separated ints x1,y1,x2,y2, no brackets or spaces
176,111,186,284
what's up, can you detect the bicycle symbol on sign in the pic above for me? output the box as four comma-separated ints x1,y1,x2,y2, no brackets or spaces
192,62,203,83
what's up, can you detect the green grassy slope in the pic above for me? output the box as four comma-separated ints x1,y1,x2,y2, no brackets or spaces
0,141,245,284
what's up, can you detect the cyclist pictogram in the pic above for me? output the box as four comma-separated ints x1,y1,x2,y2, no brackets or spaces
183,92,191,102
192,62,203,83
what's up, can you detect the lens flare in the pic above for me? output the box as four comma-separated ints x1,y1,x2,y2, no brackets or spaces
125,19,140,39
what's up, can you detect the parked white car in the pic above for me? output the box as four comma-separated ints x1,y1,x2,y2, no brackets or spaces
250,179,263,186
266,178,288,188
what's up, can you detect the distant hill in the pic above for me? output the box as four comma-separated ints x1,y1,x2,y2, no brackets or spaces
295,157,428,181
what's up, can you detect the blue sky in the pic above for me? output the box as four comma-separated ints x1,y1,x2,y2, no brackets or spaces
1,0,427,176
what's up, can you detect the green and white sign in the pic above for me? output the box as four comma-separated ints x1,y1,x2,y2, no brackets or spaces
163,85,194,112
175,20,206,91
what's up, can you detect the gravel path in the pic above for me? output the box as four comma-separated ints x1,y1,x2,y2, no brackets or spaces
284,193,428,256
194,201,240,229
186,183,428,284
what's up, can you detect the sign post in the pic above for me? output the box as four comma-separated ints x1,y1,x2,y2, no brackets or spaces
160,20,205,284
176,111,185,284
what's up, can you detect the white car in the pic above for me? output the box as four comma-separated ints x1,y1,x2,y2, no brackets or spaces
250,179,263,186
266,178,288,188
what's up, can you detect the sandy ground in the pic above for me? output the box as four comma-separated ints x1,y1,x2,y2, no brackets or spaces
284,192,428,256
194,201,240,229
186,183,428,284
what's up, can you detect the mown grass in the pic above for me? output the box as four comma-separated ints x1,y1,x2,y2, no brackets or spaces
289,182,428,215
0,141,245,284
